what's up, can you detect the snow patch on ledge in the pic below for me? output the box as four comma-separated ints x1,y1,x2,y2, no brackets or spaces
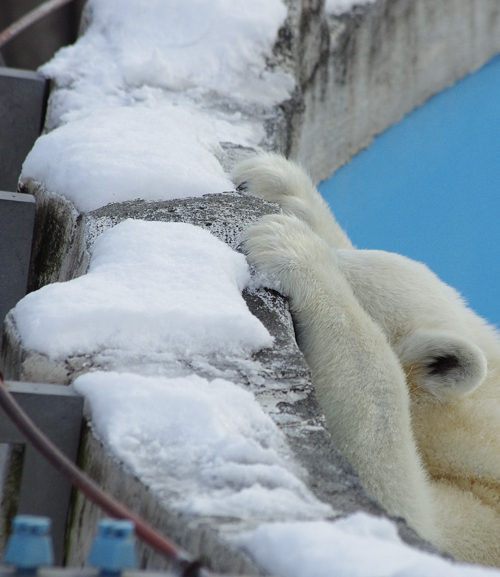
238,514,498,577
21,0,294,212
12,219,272,362
74,371,334,522
22,104,255,213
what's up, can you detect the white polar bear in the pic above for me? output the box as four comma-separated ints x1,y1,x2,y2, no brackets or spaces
232,152,500,567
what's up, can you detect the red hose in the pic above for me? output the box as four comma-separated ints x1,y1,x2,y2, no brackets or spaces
0,0,76,49
0,372,211,577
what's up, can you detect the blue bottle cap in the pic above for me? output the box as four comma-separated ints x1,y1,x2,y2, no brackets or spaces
4,515,54,573
88,519,137,575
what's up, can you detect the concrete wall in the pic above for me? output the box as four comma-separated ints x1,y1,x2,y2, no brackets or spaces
277,0,500,182
281,0,500,182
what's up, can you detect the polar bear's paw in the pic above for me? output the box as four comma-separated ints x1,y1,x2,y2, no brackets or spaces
232,152,305,203
232,152,354,251
231,152,295,203
242,213,332,301
395,330,487,400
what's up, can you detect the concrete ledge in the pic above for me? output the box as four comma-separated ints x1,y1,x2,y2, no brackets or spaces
21,180,88,293
0,189,443,571
286,0,500,181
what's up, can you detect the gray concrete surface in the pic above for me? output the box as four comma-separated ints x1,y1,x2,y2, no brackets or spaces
0,192,446,569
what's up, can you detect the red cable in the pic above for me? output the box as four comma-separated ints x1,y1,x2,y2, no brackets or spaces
0,0,76,49
0,372,211,577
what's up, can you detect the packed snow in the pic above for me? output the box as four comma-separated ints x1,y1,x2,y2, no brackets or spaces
13,219,272,362
20,0,379,212
238,515,500,577
22,104,256,213
21,0,294,212
74,371,333,521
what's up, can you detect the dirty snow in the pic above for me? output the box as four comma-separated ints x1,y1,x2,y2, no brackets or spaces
13,219,272,361
21,0,294,212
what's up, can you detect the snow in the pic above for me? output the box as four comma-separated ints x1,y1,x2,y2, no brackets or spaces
21,0,294,212
73,371,333,521
13,219,272,361
22,104,255,213
238,514,500,577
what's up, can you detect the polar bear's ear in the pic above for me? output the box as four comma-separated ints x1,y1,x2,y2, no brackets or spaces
394,330,487,400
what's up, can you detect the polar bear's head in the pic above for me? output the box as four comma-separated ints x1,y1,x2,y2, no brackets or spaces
394,330,487,401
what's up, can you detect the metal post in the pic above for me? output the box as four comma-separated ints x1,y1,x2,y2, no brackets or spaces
0,67,48,192
0,382,84,565
0,191,36,326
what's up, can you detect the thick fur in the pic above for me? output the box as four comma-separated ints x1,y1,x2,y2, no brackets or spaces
232,152,500,567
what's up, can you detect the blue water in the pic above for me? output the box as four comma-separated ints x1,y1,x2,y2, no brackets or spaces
318,54,500,328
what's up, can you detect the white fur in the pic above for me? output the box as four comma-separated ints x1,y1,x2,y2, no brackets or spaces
232,152,500,567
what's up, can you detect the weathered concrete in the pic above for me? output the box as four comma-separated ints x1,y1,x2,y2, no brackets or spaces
67,418,442,573
2,192,303,384
279,0,500,182
66,427,263,574
21,180,88,293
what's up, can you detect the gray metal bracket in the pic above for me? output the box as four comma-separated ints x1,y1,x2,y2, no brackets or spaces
0,382,83,565
0,67,48,192
0,190,36,325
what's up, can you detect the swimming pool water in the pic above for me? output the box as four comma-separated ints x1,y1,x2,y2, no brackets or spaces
318,54,500,328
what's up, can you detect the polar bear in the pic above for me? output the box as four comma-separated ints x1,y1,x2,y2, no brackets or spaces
232,152,500,567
